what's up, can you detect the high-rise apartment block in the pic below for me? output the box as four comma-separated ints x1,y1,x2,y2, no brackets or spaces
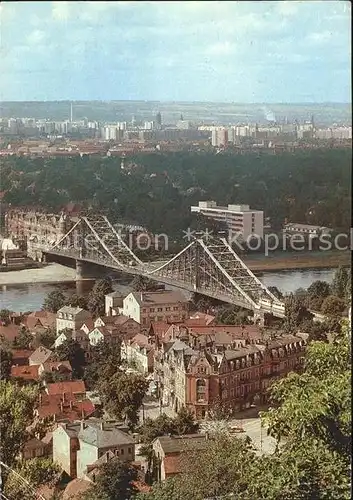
191,201,264,240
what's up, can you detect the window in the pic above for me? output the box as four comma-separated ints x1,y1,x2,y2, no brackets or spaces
128,447,132,453
120,448,124,455
166,307,170,311
196,378,206,402
157,307,163,312
173,306,179,311
150,308,155,313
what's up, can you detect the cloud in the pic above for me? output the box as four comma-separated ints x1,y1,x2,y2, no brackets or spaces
277,1,301,17
307,31,334,44
207,42,236,56
26,29,46,45
52,1,70,21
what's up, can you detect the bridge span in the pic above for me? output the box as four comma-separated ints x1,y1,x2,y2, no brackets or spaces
39,214,285,320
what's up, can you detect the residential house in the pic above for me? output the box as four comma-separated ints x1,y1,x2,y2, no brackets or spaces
11,364,39,382
38,360,72,380
105,291,123,316
35,393,95,424
0,323,20,344
45,380,86,399
123,333,154,373
11,349,33,366
87,326,120,347
24,310,56,333
56,306,92,334
156,332,307,419
76,419,135,478
21,438,48,460
152,434,208,481
119,290,188,328
29,346,54,366
54,328,89,350
53,419,134,479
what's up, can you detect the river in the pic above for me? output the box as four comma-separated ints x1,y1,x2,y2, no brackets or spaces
0,265,336,312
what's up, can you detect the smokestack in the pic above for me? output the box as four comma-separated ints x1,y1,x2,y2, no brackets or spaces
70,102,73,123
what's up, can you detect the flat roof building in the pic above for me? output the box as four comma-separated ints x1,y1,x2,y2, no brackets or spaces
191,201,264,240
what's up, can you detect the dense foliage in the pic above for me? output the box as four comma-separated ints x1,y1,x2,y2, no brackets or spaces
0,381,38,467
1,149,351,244
4,458,61,498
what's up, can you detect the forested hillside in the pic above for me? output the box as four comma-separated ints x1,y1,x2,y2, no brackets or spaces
1,149,351,240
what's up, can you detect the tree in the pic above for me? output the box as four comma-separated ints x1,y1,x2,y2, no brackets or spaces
131,276,161,292
82,457,138,500
12,327,33,349
66,293,88,309
262,323,351,462
87,277,113,317
4,458,61,498
331,266,349,299
42,290,66,313
55,338,86,378
283,293,314,333
307,280,331,300
35,328,56,349
321,295,346,316
84,341,122,390
136,476,187,500
0,308,11,325
40,370,68,384
0,346,12,380
0,381,38,468
268,286,283,300
173,406,199,436
98,371,149,428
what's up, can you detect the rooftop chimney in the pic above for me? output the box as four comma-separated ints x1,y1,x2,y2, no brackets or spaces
80,421,86,431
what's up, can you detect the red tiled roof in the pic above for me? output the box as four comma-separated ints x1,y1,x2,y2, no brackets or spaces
131,481,151,493
149,322,172,337
25,311,56,330
11,349,33,361
188,324,262,339
81,319,94,331
41,360,72,373
0,324,20,342
163,455,183,475
11,365,39,381
46,380,86,396
37,393,95,421
63,479,91,499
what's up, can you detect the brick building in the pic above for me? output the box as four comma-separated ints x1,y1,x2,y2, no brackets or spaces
155,329,307,419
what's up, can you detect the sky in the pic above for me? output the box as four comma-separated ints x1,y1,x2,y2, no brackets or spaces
0,1,351,102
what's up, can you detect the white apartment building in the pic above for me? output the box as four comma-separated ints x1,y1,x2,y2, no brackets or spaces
56,306,92,334
211,128,228,147
191,201,264,240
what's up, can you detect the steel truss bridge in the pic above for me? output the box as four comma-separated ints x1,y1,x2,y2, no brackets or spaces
43,215,286,318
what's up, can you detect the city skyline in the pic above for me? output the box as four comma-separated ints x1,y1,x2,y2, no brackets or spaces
0,1,351,103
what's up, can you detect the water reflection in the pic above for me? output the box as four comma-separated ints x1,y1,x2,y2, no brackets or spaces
0,269,335,312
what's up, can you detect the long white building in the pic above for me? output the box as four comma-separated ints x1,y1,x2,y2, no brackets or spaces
191,201,264,240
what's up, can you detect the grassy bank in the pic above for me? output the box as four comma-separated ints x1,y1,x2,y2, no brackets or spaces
244,250,351,273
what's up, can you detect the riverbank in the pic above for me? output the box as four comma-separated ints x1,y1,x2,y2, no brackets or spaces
0,263,77,286
244,250,351,273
